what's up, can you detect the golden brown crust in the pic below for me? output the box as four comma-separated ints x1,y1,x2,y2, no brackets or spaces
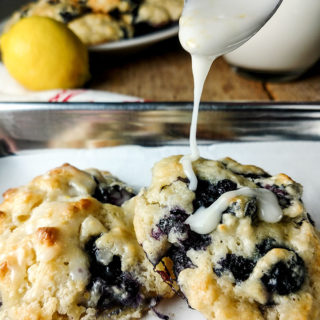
37,227,59,246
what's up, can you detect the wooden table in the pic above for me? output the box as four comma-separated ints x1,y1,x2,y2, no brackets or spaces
90,37,320,102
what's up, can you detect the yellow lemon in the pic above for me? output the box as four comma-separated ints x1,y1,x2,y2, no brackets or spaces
0,16,90,91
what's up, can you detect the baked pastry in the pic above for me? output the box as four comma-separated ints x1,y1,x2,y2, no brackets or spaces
133,155,320,320
135,0,184,26
0,164,172,320
68,13,133,45
3,0,183,46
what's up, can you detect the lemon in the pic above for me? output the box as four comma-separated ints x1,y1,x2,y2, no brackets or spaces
0,16,90,91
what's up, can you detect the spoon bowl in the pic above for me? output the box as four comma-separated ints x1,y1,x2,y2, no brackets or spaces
179,0,283,57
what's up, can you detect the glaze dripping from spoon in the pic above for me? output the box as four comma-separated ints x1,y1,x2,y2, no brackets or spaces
179,0,282,191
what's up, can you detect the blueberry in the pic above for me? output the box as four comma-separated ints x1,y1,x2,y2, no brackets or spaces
214,254,256,282
244,199,258,218
152,209,189,241
216,179,238,195
261,253,306,295
85,237,121,284
153,209,211,248
182,230,211,251
152,208,211,275
151,227,164,241
262,184,291,209
255,238,284,257
93,273,140,310
224,198,257,221
156,209,189,235
255,240,306,295
167,246,194,277
166,230,211,276
242,173,271,180
194,179,237,210
84,236,142,311
152,208,211,276
59,8,82,23
60,11,75,23
93,181,135,206
109,273,140,308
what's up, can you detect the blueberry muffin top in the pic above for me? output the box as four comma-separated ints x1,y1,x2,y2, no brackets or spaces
0,164,172,320
133,155,320,320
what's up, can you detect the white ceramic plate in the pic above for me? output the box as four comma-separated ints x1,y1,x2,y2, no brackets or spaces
89,25,179,53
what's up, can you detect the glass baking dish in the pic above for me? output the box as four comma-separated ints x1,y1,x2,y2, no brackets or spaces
0,102,320,157
0,102,320,319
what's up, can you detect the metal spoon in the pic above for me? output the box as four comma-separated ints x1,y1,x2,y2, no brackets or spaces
179,0,283,57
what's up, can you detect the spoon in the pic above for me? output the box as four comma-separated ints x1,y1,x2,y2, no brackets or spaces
179,0,283,57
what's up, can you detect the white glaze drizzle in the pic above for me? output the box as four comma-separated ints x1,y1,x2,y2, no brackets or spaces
180,55,215,191
178,0,281,190
185,187,283,234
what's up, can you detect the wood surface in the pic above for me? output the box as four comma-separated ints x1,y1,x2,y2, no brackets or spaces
90,37,320,102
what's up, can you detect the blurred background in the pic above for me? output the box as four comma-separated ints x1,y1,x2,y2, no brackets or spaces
0,0,29,15
0,0,319,102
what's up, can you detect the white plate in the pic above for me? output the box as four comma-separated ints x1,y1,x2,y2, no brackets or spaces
0,18,178,53
89,25,179,53
1,142,319,319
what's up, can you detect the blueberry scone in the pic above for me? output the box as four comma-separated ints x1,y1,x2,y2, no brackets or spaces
133,155,320,320
0,164,172,320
